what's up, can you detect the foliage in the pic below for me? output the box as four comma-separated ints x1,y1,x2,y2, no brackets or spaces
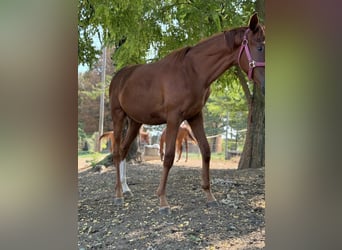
78,0,257,70
202,72,249,139
202,105,225,137
78,122,87,149
78,47,115,133
78,122,87,139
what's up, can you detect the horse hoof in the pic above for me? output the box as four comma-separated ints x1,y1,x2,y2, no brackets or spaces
159,206,171,215
207,200,219,207
123,191,134,197
114,197,124,206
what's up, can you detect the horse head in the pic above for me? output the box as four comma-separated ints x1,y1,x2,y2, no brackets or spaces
238,13,265,94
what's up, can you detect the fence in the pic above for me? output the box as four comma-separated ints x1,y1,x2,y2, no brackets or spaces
78,122,246,159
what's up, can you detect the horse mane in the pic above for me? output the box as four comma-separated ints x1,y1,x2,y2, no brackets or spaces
254,25,265,42
165,27,247,61
156,26,255,65
160,31,228,64
161,46,192,64
223,27,248,50
223,25,265,49
196,32,226,47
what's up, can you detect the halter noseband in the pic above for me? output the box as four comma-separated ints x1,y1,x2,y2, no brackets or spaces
238,28,265,81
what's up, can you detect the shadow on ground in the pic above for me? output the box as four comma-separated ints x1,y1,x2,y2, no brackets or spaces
78,160,265,249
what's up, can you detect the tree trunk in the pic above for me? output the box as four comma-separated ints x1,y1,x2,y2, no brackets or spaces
255,0,265,23
238,84,265,169
236,0,265,169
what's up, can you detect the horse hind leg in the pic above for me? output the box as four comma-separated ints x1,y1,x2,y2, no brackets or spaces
120,119,142,160
105,131,131,197
119,160,133,197
119,119,142,197
112,111,126,205
112,116,142,205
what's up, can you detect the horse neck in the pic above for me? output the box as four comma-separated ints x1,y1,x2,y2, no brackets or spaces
187,30,243,86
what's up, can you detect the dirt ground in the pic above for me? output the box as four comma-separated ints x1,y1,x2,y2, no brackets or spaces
78,156,265,249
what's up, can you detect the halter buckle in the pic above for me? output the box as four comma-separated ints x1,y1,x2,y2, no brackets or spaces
249,60,256,68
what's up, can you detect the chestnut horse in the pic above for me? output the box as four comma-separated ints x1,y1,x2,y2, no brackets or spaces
160,122,197,162
109,14,265,213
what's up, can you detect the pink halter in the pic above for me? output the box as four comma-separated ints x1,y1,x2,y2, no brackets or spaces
238,28,265,81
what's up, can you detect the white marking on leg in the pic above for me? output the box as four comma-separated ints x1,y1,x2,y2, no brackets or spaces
120,160,131,193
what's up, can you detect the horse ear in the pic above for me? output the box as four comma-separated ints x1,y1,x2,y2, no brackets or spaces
248,13,259,32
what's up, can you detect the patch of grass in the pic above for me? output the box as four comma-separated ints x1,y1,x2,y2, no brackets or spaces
78,152,109,168
187,152,226,161
78,151,107,159
211,152,225,160
86,152,104,168
78,151,95,158
187,153,201,160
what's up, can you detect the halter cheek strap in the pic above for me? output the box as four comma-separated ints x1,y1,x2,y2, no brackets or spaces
238,29,265,81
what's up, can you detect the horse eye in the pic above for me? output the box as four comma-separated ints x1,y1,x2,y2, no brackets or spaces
257,46,263,52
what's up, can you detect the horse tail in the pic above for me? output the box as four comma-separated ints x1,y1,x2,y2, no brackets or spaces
99,131,113,141
99,131,115,153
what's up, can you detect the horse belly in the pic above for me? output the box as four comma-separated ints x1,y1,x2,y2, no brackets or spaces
126,107,166,125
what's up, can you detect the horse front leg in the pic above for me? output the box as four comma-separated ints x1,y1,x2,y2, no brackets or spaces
156,121,180,214
188,112,218,206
